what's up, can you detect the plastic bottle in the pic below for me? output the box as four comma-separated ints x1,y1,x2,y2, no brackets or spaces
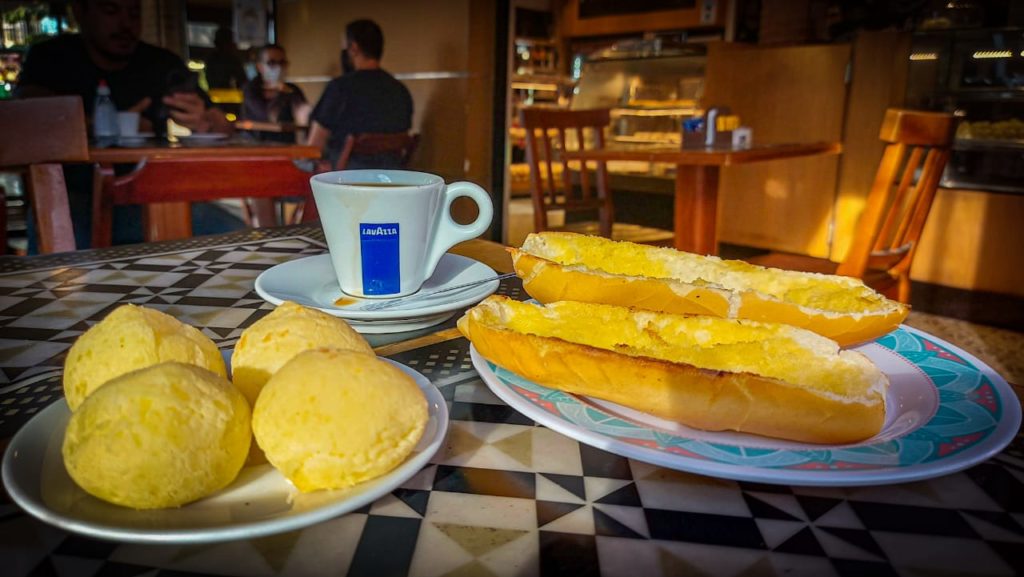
93,80,119,139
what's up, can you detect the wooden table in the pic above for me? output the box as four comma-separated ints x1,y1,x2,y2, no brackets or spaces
563,142,842,254
0,227,1020,577
233,119,307,134
88,138,321,243
88,138,319,165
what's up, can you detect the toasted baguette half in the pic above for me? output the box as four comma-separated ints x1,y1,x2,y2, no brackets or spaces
510,232,908,347
459,296,888,444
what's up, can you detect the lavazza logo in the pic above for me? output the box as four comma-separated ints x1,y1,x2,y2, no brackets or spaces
361,225,399,236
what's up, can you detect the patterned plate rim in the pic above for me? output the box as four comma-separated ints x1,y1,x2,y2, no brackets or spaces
472,325,1022,486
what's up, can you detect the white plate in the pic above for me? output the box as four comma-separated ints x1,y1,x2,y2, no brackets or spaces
472,325,1021,487
177,133,229,141
1,359,448,544
255,253,500,332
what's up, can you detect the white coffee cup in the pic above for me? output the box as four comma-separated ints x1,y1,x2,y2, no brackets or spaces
117,111,140,136
311,169,494,298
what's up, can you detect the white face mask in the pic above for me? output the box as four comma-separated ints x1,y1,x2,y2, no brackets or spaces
262,65,282,84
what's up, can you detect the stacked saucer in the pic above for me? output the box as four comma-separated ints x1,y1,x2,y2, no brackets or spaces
255,253,501,333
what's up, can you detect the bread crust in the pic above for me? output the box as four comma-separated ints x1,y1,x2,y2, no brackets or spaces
460,301,886,445
511,240,908,347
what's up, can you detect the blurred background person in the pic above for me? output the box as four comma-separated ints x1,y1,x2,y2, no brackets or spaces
14,0,240,251
241,44,309,142
307,19,412,168
16,0,230,135
339,48,354,75
204,26,248,90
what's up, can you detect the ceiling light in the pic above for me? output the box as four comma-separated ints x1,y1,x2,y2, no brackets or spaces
972,50,1012,59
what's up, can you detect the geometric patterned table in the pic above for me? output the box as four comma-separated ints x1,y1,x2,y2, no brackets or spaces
1,227,1021,577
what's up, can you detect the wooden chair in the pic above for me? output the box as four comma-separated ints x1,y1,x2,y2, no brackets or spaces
0,96,89,254
335,132,419,170
748,108,955,303
248,132,416,225
92,156,321,247
520,107,673,244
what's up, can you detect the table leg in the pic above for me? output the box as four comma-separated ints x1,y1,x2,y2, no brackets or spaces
92,165,114,248
674,165,720,255
143,202,192,242
245,198,278,228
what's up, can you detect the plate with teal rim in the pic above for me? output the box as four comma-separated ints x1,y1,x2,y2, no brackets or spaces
471,325,1021,486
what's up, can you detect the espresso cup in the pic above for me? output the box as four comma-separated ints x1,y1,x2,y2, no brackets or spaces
311,169,494,298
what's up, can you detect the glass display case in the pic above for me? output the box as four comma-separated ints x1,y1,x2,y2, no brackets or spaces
906,27,1024,194
572,42,706,146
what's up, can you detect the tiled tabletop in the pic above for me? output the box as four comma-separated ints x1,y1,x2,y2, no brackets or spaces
1,226,1022,577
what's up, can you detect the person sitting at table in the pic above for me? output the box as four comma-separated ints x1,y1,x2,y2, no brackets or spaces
340,48,355,75
16,0,233,135
204,26,248,90
14,0,241,252
241,44,310,143
307,19,413,168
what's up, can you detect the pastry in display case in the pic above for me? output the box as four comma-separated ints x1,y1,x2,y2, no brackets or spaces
907,27,1024,194
509,37,707,199
572,41,706,148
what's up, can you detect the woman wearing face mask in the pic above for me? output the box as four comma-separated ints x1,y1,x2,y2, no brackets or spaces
240,44,310,142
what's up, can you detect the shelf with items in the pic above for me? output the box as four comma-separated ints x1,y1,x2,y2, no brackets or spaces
907,27,1024,194
571,43,707,157
514,38,560,77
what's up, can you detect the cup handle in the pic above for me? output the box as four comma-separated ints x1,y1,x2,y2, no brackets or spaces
423,181,493,280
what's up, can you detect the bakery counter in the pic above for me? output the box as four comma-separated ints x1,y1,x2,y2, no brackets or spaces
0,226,1022,577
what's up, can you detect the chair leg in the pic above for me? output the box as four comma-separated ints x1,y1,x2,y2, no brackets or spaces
0,184,6,256
27,164,76,254
91,165,115,248
532,198,547,233
245,198,277,228
897,274,912,304
143,202,192,242
599,206,612,238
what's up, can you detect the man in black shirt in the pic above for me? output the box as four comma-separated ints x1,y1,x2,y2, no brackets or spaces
307,19,413,167
15,0,237,251
16,0,231,134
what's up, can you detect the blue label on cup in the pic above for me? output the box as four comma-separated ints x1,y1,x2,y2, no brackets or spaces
360,223,400,295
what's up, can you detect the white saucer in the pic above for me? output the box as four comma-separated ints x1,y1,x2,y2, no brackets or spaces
255,253,500,333
341,312,458,334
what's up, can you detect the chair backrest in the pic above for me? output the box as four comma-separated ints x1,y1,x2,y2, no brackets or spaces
519,107,613,237
0,96,90,254
836,108,954,282
94,155,318,246
335,132,419,171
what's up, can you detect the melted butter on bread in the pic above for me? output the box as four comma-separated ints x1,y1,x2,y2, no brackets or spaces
521,232,897,315
481,298,885,404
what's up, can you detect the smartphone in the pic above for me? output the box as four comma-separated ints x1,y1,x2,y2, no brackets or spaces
165,70,199,98
157,70,200,137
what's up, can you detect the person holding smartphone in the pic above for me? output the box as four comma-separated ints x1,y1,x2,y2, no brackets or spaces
15,0,232,135
13,0,239,252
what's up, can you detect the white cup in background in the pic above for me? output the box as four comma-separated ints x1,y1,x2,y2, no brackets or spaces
311,169,494,298
117,111,140,137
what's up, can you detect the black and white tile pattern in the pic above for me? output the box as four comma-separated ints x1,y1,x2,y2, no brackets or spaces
0,229,1021,577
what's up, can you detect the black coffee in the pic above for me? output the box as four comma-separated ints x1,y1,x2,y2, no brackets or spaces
344,182,419,187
